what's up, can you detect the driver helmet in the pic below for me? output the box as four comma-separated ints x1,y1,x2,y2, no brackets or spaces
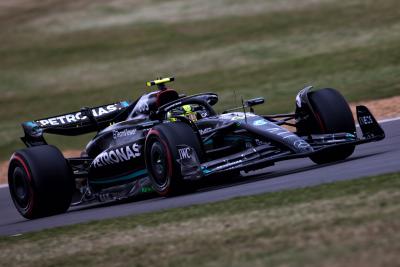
182,104,198,122
167,104,200,122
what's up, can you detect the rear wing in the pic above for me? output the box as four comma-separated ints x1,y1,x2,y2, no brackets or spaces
21,101,133,147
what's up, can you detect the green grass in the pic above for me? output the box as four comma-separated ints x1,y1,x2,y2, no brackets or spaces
0,0,400,158
0,172,399,267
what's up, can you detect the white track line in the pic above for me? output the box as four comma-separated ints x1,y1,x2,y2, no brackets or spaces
0,117,399,189
377,116,400,124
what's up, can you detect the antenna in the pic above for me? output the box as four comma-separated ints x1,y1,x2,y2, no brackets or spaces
234,90,238,107
241,97,247,124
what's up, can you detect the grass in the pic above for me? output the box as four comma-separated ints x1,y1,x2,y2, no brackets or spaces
0,172,399,266
0,0,400,158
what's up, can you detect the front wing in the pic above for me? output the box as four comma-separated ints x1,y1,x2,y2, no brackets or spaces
180,105,385,179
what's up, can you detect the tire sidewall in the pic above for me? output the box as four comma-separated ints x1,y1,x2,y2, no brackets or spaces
8,146,73,219
145,130,174,196
145,122,202,196
8,154,36,218
307,88,356,164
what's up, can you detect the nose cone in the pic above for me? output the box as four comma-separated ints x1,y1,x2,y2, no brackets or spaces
294,140,314,153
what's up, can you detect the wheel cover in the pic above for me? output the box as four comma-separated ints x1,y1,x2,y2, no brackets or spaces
149,141,169,187
11,167,31,210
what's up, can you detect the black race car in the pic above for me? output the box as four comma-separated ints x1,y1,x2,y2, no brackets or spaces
8,77,385,219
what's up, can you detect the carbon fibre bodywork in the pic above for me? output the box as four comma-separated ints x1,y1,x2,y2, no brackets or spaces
19,81,385,205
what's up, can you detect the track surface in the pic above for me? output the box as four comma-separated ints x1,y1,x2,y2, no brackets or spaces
0,119,399,236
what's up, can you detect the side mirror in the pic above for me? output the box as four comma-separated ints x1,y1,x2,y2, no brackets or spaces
223,97,265,114
245,97,265,113
246,97,265,107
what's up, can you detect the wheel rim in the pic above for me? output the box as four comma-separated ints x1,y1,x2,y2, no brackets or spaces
149,141,169,187
11,167,31,210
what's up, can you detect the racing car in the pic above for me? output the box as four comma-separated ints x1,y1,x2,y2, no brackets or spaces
8,77,385,219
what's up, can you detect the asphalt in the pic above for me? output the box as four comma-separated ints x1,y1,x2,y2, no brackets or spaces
0,119,399,236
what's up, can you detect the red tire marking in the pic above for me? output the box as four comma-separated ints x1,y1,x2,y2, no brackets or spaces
12,155,31,181
146,129,173,196
11,154,35,216
314,112,326,133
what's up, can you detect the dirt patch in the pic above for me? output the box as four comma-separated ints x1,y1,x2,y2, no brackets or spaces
0,161,8,186
1,96,399,185
350,95,400,120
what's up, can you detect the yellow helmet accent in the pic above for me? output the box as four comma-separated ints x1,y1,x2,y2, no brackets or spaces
182,105,192,113
167,112,177,122
146,77,175,87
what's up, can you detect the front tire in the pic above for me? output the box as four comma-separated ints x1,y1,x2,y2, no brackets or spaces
305,88,356,164
145,122,203,196
8,145,73,219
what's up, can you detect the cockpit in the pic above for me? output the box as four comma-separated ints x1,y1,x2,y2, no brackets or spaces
128,89,180,119
127,77,218,123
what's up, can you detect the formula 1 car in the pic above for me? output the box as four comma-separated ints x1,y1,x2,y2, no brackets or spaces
8,77,385,219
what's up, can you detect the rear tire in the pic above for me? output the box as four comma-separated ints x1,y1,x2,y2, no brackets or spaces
8,145,73,219
306,88,356,164
145,122,203,196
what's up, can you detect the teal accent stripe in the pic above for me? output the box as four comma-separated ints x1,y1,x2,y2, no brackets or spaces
224,137,252,142
201,167,213,174
90,169,148,184
204,140,213,145
121,101,130,107
346,133,356,140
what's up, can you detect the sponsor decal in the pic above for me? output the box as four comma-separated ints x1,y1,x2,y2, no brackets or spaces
177,145,203,179
212,160,243,171
37,104,118,127
178,147,192,160
199,127,213,135
91,105,118,116
265,127,297,139
359,115,374,125
164,101,183,112
255,139,267,146
200,112,208,118
141,186,154,193
141,122,157,128
231,115,246,121
253,119,268,126
294,140,311,149
137,103,149,113
220,112,256,121
266,127,296,139
133,95,151,114
113,129,137,139
93,143,141,168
